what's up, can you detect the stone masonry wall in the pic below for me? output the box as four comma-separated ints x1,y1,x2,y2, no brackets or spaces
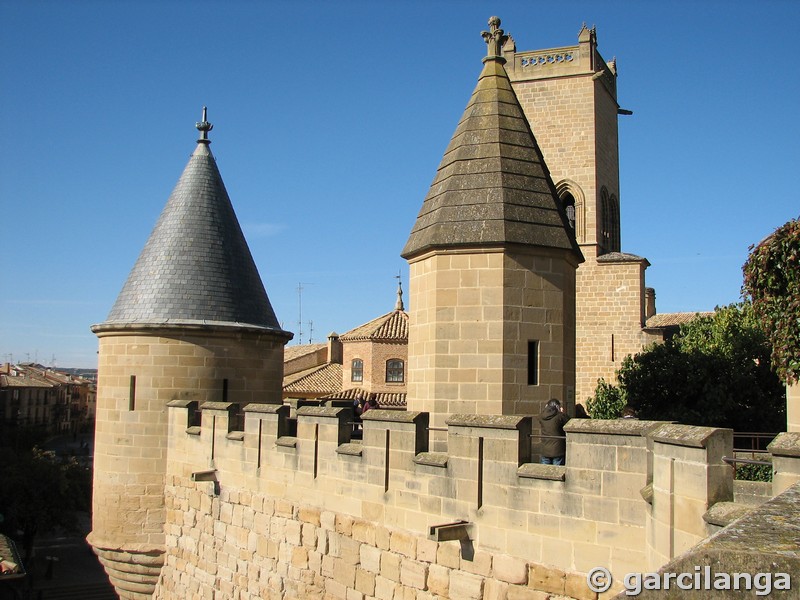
573,252,649,404
407,247,577,438
149,403,800,600
155,486,596,600
406,249,507,435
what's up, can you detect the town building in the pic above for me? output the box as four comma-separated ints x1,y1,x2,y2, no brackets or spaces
0,362,96,435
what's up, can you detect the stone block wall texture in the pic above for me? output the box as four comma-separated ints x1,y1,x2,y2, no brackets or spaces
406,248,577,439
90,328,286,599
768,432,800,496
787,383,800,432
146,404,798,600
573,251,649,404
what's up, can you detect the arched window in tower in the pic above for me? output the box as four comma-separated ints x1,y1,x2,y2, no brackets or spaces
601,188,612,253
386,359,405,383
555,180,585,244
351,359,363,383
610,194,621,252
562,192,576,231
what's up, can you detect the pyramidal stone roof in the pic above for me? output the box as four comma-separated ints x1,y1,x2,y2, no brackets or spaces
402,17,582,260
95,109,286,334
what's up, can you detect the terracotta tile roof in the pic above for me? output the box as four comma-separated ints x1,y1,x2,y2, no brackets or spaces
0,370,54,389
645,312,714,329
340,310,408,342
284,343,326,362
321,388,407,408
283,363,342,395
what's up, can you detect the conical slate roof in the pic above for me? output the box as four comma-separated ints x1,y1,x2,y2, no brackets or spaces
97,111,284,332
402,17,582,260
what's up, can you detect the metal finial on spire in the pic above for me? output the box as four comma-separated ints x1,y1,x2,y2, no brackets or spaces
481,16,508,60
196,106,213,144
394,273,404,311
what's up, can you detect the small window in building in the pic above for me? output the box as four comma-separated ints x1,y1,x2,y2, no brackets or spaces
351,359,364,382
527,341,539,386
386,359,405,383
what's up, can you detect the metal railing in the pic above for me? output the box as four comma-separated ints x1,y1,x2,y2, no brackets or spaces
733,431,778,452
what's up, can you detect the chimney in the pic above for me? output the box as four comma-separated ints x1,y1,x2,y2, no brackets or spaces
645,287,657,319
327,332,343,364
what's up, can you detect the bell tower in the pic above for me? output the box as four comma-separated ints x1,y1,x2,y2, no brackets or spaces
504,26,651,403
503,24,621,255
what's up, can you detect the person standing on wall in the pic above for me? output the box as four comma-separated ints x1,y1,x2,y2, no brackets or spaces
539,398,569,465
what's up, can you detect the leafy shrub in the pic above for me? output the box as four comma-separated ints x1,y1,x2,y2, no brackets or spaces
586,378,626,419
742,217,800,384
734,461,773,482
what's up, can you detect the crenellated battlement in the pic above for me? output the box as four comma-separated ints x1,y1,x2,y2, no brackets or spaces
162,401,800,593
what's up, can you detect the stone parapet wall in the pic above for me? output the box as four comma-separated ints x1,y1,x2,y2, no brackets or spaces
149,404,800,599
631,482,800,599
768,432,800,495
786,383,800,432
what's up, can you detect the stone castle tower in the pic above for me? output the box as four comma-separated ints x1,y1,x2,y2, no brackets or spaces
88,110,292,599
401,17,583,435
502,25,654,402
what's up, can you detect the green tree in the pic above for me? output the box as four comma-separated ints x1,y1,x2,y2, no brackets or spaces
587,304,785,431
586,378,627,419
742,217,800,383
0,446,91,562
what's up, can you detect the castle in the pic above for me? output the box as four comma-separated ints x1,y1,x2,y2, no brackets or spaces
88,18,800,600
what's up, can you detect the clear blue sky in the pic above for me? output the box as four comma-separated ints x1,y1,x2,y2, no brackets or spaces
2,1,798,368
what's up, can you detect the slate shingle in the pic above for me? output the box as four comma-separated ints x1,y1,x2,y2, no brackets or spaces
100,132,282,331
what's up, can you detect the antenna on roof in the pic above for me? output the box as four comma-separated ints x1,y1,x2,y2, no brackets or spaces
297,283,314,344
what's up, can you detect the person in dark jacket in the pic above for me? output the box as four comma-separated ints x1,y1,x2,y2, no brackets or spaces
538,398,569,465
